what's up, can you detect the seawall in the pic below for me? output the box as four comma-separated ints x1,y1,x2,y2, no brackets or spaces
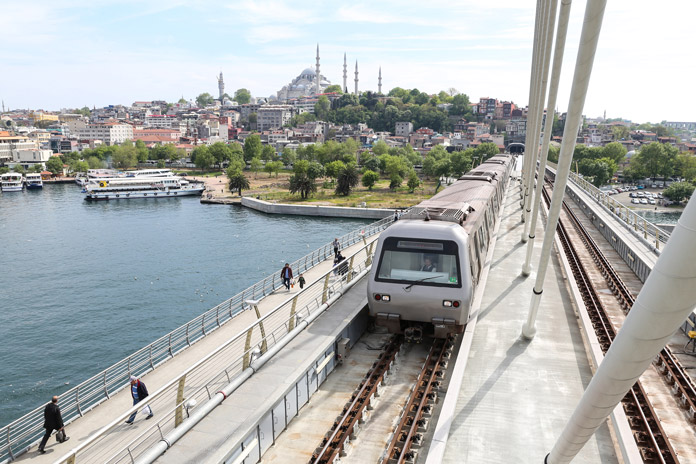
241,197,394,219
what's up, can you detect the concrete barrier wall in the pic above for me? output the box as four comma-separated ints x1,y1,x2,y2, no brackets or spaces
242,197,395,219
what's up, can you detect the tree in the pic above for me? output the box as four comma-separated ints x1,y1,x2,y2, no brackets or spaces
324,84,342,94
194,147,214,171
450,150,472,176
372,140,389,156
314,95,331,121
407,170,421,192
112,145,138,169
335,163,360,196
72,160,89,173
157,159,166,168
434,158,452,178
611,125,630,141
243,135,262,162
0,167,9,175
362,170,380,190
262,144,276,161
265,160,283,177
307,162,325,180
289,173,316,199
325,160,346,183
663,182,694,204
135,139,149,162
362,154,379,173
450,94,472,116
234,89,251,104
578,157,617,187
87,156,103,169
250,157,262,178
227,168,250,195
195,93,215,107
13,165,26,175
602,142,627,164
474,142,500,161
31,164,44,173
46,156,63,176
177,97,187,104
389,173,403,191
281,148,297,167
209,142,232,168
634,142,677,180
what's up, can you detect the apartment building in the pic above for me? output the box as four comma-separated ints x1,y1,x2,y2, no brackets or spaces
77,122,134,145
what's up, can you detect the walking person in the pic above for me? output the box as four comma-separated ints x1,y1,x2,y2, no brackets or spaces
333,238,340,257
38,396,69,454
125,376,153,424
280,263,293,291
298,274,306,290
393,210,399,222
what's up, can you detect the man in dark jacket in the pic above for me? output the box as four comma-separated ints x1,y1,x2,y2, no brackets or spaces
38,396,68,454
280,263,293,291
125,376,154,424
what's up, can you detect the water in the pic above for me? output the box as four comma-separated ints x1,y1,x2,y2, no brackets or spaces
0,185,370,426
634,210,682,226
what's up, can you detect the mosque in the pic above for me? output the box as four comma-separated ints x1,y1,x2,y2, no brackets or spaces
274,45,381,102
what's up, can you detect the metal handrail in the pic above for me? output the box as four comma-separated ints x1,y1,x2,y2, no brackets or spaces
546,162,671,251
54,240,378,464
0,214,395,463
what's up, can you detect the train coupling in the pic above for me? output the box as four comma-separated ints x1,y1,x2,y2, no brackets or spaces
404,326,423,344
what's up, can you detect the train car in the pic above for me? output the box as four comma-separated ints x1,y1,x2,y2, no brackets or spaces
367,155,515,340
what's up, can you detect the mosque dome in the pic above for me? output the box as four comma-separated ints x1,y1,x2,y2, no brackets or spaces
626,150,636,159
300,68,316,76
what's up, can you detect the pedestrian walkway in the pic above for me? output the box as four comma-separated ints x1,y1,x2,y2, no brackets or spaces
15,235,378,463
435,180,620,463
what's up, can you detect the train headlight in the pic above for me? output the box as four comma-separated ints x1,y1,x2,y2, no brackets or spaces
453,300,460,308
443,300,452,307
374,294,390,302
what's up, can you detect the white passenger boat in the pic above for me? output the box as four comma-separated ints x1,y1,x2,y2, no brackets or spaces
1,173,24,192
125,168,174,178
24,173,43,189
83,176,204,201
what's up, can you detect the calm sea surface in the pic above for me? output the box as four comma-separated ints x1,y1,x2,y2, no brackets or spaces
0,184,370,426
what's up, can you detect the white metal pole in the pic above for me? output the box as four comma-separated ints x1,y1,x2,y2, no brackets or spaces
520,0,544,208
522,0,572,276
547,175,696,463
521,0,607,340
521,0,557,243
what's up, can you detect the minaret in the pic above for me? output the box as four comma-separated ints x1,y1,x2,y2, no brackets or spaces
343,53,348,93
315,44,321,95
218,72,225,101
354,61,359,96
378,67,382,94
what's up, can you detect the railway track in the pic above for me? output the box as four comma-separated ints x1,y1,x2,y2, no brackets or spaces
309,335,454,464
542,182,681,463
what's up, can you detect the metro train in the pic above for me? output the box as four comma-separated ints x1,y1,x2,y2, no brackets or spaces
367,154,516,340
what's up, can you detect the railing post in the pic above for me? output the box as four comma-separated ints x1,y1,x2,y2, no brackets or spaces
289,296,298,332
322,274,330,304
202,313,206,336
346,256,355,283
644,219,648,239
243,328,253,370
656,229,660,250
175,375,186,428
103,372,109,399
149,345,154,369
216,307,220,327
76,386,83,416
6,425,14,461
186,323,191,346
169,333,173,357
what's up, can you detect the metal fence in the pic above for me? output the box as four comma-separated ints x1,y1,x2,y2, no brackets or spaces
0,214,394,463
547,162,672,251
54,240,378,464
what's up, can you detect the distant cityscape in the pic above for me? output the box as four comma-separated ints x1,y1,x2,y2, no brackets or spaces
1,45,695,174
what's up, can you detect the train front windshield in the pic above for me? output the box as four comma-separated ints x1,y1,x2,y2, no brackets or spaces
375,238,461,287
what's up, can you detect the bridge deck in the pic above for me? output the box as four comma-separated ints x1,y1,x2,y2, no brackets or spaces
16,236,377,463
435,179,620,463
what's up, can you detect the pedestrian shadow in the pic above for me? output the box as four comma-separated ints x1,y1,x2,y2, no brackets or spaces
450,337,530,432
475,274,526,322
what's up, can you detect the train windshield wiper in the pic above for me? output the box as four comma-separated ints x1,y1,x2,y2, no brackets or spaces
403,275,441,290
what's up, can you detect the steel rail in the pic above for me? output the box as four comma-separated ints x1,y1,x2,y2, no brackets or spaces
382,336,453,464
541,183,679,463
310,336,403,464
558,182,696,426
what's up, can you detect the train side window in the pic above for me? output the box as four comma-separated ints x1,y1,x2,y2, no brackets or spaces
469,234,480,281
478,224,488,255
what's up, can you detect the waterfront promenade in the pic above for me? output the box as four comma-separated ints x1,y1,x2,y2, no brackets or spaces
13,234,379,463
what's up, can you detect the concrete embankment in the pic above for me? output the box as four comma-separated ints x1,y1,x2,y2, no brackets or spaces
241,197,394,219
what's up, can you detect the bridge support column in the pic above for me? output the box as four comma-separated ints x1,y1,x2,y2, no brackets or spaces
246,300,267,354
175,375,186,428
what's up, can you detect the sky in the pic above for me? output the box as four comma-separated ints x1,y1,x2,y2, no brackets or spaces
2,0,694,124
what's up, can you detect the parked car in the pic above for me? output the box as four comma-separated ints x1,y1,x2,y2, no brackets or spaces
640,199,648,204
651,184,657,188
649,199,656,204
631,198,640,204
629,192,637,198
637,185,645,189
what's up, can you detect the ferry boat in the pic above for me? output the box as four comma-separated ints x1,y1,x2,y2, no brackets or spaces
125,168,174,178
1,173,24,192
83,176,204,201
24,173,44,189
76,168,174,186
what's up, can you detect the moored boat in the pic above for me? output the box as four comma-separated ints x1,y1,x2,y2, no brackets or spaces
83,176,204,201
25,173,44,189
1,173,24,192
